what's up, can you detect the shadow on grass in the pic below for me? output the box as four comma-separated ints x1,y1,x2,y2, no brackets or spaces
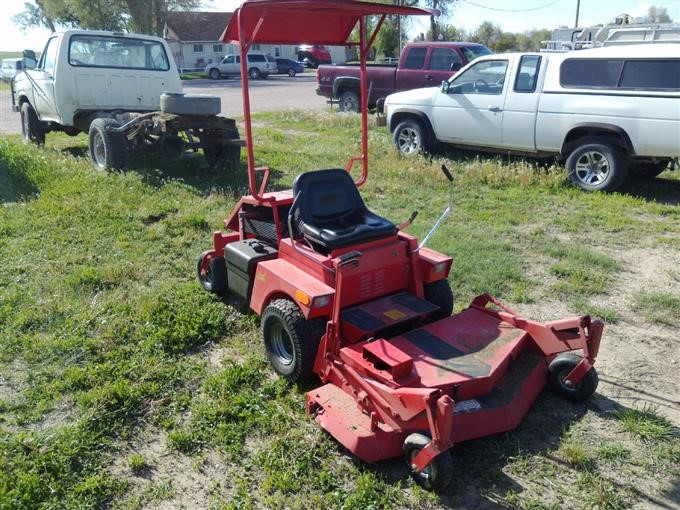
619,175,680,206
355,391,674,509
0,153,39,204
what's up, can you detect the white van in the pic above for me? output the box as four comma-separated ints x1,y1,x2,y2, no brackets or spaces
385,44,680,191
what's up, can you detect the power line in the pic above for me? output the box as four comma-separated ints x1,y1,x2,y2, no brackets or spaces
460,0,562,13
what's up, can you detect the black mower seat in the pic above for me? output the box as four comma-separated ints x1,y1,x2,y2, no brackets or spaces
292,169,396,251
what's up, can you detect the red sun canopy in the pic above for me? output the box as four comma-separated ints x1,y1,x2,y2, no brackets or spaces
221,0,432,46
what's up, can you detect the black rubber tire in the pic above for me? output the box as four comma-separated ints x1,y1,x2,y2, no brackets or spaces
160,93,221,116
261,298,325,383
424,279,454,320
203,128,241,171
248,67,262,79
208,68,221,80
288,69,296,77
548,353,599,402
88,118,127,170
565,137,627,192
197,252,227,294
394,119,428,156
403,433,453,492
338,90,360,113
20,102,45,145
630,160,670,179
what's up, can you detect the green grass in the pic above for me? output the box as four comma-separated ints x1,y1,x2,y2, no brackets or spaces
614,406,677,442
633,290,680,326
1,110,679,508
180,71,207,80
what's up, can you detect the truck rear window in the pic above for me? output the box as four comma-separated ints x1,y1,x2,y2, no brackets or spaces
403,48,427,69
69,35,170,71
560,58,680,90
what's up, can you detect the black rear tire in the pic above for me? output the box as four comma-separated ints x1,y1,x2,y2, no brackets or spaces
261,299,325,383
197,252,227,294
209,68,220,80
288,69,296,77
20,102,45,145
248,67,262,79
424,279,453,320
338,90,360,113
548,353,599,402
88,118,127,170
403,433,453,492
565,137,627,192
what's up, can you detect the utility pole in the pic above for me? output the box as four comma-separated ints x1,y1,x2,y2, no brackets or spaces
575,0,581,27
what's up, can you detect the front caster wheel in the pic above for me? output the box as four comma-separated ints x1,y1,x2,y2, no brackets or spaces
548,353,599,402
197,252,227,294
403,433,453,492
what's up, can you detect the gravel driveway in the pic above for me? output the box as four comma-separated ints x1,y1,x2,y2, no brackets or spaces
0,74,328,135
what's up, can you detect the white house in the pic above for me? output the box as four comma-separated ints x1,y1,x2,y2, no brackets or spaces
164,11,348,71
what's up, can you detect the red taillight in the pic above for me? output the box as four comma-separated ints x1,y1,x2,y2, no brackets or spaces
316,68,320,80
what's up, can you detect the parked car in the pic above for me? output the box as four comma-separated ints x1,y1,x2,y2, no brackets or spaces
274,58,305,76
1,58,31,82
316,42,492,112
384,44,680,191
297,44,331,67
205,51,277,80
12,30,242,171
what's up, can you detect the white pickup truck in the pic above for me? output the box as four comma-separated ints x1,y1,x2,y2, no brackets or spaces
12,30,242,170
385,44,680,191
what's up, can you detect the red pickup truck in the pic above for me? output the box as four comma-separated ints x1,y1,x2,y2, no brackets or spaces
316,42,492,112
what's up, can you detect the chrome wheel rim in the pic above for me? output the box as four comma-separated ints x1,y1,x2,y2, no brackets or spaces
269,321,294,366
93,131,107,168
397,127,420,155
574,150,610,186
340,95,358,112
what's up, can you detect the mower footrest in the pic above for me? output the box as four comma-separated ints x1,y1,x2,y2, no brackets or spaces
306,384,404,463
341,292,439,342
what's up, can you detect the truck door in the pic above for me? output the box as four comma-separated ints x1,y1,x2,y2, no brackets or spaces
423,47,464,85
501,55,542,151
431,58,509,146
29,35,60,122
395,46,428,92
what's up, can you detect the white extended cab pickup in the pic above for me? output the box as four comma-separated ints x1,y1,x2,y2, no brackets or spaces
384,44,680,191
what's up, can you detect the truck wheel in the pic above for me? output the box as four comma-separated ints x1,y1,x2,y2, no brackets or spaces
209,68,220,80
338,90,360,113
566,137,627,192
88,118,127,170
548,353,599,402
288,69,296,77
424,279,453,320
261,299,325,384
394,119,428,156
197,252,227,294
248,67,262,79
403,433,453,492
160,93,221,116
630,160,670,179
20,102,45,145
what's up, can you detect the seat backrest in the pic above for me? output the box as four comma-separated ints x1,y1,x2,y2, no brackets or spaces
292,169,366,225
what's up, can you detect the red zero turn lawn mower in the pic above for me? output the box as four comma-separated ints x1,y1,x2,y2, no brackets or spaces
197,0,604,491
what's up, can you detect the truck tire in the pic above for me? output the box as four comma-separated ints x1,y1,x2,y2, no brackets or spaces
248,67,262,79
160,93,221,116
88,118,127,170
208,68,221,80
338,90,360,113
394,119,428,156
566,137,627,192
20,102,45,145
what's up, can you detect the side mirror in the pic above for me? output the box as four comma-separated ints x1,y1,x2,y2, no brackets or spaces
22,49,37,70
440,80,450,93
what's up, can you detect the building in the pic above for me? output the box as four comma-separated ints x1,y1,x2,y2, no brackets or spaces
164,11,348,71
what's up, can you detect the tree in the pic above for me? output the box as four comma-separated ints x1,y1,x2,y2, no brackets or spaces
418,0,459,41
12,0,202,36
645,6,672,23
470,21,502,49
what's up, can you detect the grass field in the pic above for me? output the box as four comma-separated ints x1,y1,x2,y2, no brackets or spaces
1,111,679,509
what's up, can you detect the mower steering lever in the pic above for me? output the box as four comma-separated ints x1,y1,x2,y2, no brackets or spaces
337,250,363,267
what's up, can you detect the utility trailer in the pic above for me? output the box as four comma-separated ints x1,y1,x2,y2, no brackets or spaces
197,0,603,490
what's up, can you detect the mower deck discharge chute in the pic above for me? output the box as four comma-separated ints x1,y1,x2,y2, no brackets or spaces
198,0,604,491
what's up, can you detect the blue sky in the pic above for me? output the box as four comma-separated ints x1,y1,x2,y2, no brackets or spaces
2,0,679,51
